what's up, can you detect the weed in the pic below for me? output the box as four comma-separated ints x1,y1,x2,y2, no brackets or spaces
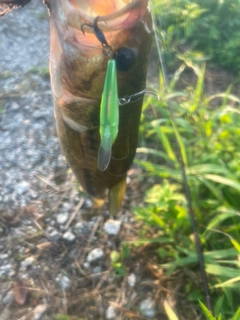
153,0,240,74
136,59,240,318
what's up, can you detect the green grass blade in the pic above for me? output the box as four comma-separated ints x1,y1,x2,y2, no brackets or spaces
204,174,240,192
199,300,215,320
190,64,205,112
134,160,182,180
136,147,174,162
164,301,179,320
213,276,240,289
204,210,239,236
152,123,176,161
232,307,240,320
205,264,240,278
230,238,240,253
171,119,188,166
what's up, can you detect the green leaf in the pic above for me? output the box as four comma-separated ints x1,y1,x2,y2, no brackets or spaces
205,210,239,233
171,119,188,166
110,251,120,263
213,276,240,289
204,175,240,192
199,301,215,320
230,238,240,253
190,64,205,112
232,307,240,320
152,123,176,161
205,264,240,278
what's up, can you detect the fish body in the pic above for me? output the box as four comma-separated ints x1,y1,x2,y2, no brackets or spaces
50,0,152,212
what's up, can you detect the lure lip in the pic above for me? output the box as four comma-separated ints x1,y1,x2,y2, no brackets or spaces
56,0,149,32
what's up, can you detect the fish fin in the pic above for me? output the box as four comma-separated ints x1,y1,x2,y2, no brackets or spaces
98,125,112,172
108,178,127,216
92,197,105,209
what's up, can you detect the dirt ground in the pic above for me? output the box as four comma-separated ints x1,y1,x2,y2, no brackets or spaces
0,1,240,320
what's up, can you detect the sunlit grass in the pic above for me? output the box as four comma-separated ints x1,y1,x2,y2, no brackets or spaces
135,57,240,318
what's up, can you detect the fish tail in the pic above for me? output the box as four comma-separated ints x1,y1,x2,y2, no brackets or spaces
108,178,126,216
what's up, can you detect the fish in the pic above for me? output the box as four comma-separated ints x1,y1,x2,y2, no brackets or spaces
0,0,152,214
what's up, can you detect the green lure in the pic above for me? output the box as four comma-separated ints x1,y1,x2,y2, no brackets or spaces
98,59,119,172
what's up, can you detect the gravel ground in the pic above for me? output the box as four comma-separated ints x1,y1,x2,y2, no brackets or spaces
0,0,66,213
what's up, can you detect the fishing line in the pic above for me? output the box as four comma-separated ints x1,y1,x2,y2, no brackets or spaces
150,3,213,314
119,89,159,106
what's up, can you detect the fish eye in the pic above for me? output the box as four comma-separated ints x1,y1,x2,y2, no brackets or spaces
113,48,136,72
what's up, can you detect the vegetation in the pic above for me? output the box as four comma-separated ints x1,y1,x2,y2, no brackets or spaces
134,0,240,318
153,0,240,74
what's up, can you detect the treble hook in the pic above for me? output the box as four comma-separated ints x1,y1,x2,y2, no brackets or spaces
81,16,112,57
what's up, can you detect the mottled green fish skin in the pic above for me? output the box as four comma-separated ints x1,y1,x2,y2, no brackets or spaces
49,0,152,206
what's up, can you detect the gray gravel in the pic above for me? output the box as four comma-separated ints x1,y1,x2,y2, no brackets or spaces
0,0,67,213
0,0,49,73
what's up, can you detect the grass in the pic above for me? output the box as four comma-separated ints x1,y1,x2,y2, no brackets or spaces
132,1,240,318
153,0,240,74
134,36,240,320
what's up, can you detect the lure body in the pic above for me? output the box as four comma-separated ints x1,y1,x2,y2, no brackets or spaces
98,59,119,172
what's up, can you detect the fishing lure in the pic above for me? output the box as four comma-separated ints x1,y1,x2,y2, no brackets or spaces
98,58,119,172
81,16,119,172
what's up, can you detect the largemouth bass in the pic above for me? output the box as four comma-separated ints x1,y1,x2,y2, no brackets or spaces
0,0,152,214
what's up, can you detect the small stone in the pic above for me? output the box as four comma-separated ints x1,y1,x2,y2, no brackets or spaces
11,101,19,110
103,219,121,235
45,226,54,233
48,229,62,242
15,181,29,195
127,273,137,287
32,110,46,120
0,264,14,277
33,304,47,320
83,262,90,269
92,266,102,274
106,305,116,319
20,256,34,268
85,199,92,208
50,220,55,226
63,230,76,242
56,274,71,289
126,176,131,184
2,291,14,305
73,222,90,235
61,202,72,212
86,248,104,263
56,212,69,224
0,254,9,260
139,298,156,319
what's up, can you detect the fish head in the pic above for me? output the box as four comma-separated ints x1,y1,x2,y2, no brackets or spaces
49,0,152,103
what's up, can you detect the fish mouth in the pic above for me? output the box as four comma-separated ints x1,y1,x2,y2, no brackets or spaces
49,0,151,101
52,0,149,34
